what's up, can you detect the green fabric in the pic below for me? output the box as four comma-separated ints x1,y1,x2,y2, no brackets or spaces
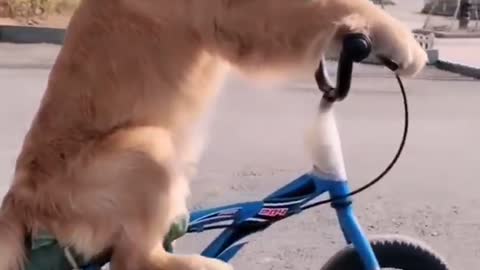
25,215,189,270
25,232,79,270
163,214,190,252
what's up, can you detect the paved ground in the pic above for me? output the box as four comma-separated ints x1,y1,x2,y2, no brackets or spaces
1,43,479,270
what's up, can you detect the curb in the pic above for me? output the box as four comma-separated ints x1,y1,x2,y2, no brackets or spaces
434,60,480,79
0,25,64,44
433,31,480,38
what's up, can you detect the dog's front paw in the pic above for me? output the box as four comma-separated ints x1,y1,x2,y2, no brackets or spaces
188,255,234,270
370,16,428,77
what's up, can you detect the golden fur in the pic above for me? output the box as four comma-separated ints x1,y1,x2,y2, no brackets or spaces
0,0,427,269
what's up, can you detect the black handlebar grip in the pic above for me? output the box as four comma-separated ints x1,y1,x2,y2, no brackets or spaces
334,33,372,101
342,33,372,62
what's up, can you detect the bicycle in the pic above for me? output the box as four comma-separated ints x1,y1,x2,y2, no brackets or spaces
40,33,450,270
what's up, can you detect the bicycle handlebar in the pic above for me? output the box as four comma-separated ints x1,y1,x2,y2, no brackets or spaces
315,33,399,102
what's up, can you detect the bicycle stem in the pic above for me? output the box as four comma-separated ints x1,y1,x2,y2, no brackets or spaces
306,33,373,181
305,99,348,181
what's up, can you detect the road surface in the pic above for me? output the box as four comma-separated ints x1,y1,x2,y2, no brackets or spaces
0,43,479,270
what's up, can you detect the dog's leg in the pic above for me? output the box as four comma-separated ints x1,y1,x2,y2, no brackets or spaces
110,242,233,270
200,0,427,78
61,126,231,270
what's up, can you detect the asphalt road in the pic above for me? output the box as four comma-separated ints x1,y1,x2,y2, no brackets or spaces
1,44,479,270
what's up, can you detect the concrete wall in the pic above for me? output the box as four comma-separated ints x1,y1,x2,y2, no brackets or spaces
1,0,79,18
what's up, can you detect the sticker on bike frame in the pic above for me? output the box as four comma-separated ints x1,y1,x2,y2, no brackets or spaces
258,207,289,217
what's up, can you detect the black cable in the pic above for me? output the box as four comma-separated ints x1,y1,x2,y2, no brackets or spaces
302,73,408,210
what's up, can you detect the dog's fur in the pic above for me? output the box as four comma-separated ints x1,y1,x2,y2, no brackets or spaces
0,0,427,269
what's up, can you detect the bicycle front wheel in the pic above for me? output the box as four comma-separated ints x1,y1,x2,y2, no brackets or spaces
320,234,449,270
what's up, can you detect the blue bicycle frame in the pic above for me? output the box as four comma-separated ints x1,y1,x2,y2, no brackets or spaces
185,172,380,270
83,172,380,270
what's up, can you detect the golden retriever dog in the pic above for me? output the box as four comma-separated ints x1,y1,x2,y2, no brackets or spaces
0,0,427,269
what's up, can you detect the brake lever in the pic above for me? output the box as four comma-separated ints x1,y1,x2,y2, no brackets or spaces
377,55,399,72
315,33,372,102
314,56,335,96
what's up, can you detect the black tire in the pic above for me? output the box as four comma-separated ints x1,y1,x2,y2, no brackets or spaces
321,234,449,270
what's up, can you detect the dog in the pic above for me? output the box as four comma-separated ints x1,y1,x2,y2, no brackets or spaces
0,0,427,269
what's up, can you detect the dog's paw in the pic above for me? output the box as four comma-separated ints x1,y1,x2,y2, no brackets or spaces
369,15,428,77
190,255,234,270
203,258,234,270
334,10,427,77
